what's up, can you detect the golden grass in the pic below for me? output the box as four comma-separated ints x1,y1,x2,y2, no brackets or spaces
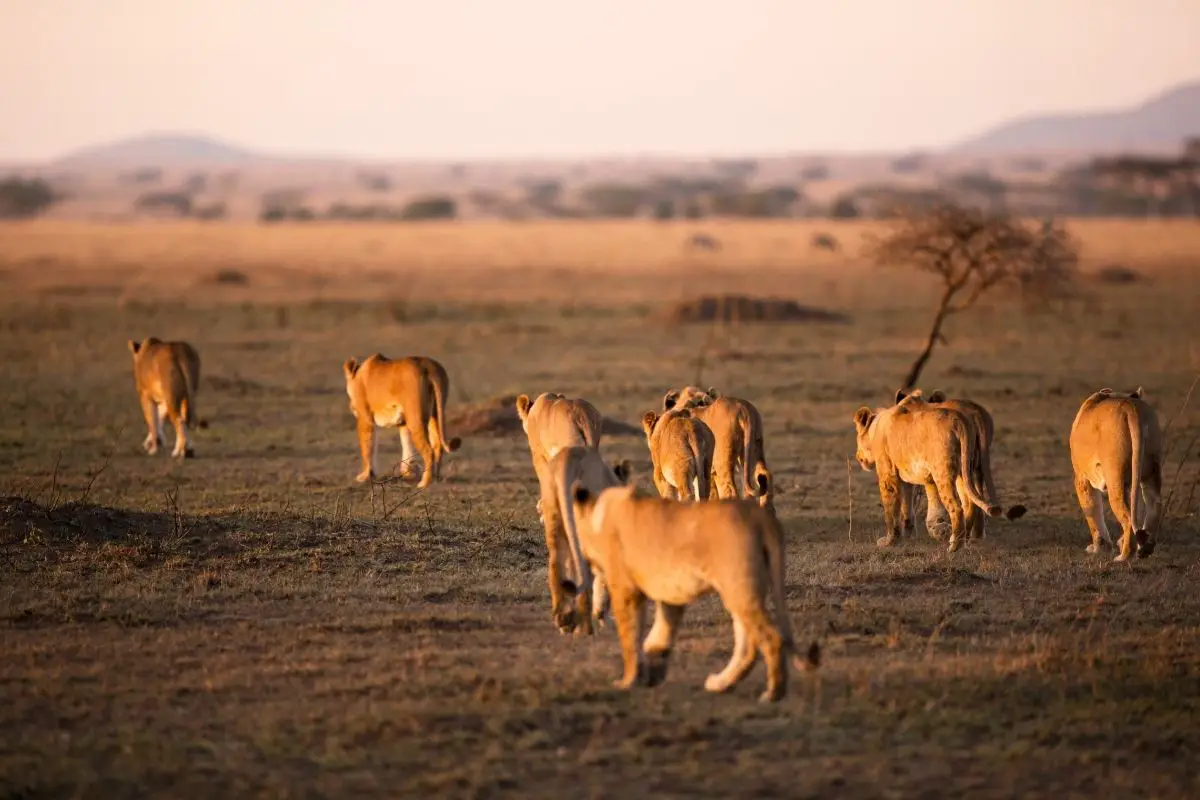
1,218,1197,305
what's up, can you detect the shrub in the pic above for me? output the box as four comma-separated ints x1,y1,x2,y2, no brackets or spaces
0,177,59,219
399,196,457,221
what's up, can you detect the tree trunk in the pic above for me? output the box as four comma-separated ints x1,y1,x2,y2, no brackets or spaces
903,303,951,389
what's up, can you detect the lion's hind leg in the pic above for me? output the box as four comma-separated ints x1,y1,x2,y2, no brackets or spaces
642,602,685,687
704,615,759,695
139,393,161,455
1074,472,1112,554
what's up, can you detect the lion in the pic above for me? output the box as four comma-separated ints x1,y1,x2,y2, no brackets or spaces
852,391,1021,553
565,481,819,703
663,386,770,502
641,408,716,501
127,337,203,459
1069,387,1163,561
893,388,1026,540
537,445,632,635
515,392,606,631
342,354,462,488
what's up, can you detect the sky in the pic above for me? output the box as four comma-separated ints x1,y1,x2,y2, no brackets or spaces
1,0,1198,162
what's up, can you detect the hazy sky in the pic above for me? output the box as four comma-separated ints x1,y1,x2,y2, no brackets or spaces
2,0,1198,161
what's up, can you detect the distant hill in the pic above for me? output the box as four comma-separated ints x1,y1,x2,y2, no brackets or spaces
952,80,1200,154
52,133,262,167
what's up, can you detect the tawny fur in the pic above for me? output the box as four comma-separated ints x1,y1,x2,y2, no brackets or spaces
127,337,202,459
853,391,1011,553
895,388,1026,541
515,392,606,633
567,482,818,703
343,354,462,488
663,386,770,503
1069,387,1163,561
538,446,631,635
642,408,716,502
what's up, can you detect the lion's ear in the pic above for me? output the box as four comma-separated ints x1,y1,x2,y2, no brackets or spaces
572,481,592,506
343,358,359,381
612,459,633,483
127,339,141,355
706,387,719,399
894,388,908,404
1131,386,1144,399
642,410,658,435
928,389,947,403
515,394,532,420
853,406,873,428
663,390,679,411
1099,388,1113,395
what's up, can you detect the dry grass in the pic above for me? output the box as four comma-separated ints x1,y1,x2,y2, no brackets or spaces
2,219,1200,798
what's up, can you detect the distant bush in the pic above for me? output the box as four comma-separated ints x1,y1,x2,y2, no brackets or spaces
524,179,563,209
134,191,192,217
710,185,801,218
193,202,228,221
829,194,861,219
580,184,646,218
0,177,59,219
399,196,457,221
653,200,676,220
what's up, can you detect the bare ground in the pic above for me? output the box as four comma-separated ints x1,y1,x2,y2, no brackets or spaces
2,225,1199,798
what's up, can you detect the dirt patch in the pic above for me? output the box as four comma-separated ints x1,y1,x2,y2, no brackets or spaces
1093,264,1144,285
658,294,851,325
446,394,641,438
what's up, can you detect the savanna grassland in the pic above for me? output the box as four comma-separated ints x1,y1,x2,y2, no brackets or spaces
2,219,1199,798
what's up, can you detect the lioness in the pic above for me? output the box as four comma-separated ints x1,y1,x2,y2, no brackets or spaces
663,386,770,502
566,481,818,703
894,388,1026,540
343,354,462,488
641,408,716,501
539,445,632,635
516,392,606,631
127,337,202,459
1069,387,1163,561
853,391,1018,553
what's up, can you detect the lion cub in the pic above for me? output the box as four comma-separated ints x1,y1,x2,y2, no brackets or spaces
567,477,817,703
343,354,461,488
663,386,770,503
127,337,202,459
641,408,716,501
1069,387,1163,561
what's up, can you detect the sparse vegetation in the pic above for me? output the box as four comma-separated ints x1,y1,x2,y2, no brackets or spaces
399,195,457,221
0,218,1198,796
0,177,59,219
868,203,1079,388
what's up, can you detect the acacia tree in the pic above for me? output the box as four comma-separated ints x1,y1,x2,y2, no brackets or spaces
867,202,1079,389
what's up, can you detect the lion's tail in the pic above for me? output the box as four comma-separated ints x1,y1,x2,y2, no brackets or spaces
956,417,1003,517
431,374,461,453
1126,407,1146,542
760,508,820,673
